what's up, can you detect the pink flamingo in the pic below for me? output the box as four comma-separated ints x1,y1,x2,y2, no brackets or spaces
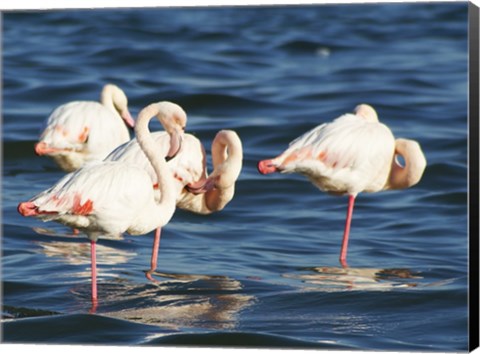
17,102,182,306
257,104,427,267
106,124,243,279
35,84,135,172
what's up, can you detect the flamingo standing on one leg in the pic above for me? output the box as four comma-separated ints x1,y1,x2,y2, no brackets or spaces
106,120,243,278
35,83,135,172
105,101,190,279
17,102,183,308
257,104,427,267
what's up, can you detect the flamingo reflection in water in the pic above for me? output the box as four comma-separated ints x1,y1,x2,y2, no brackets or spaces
283,266,423,292
95,273,254,330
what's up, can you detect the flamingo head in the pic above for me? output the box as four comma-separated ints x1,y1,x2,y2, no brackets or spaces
354,104,378,122
103,83,135,128
156,102,187,160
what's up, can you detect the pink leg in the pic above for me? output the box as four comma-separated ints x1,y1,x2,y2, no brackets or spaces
146,228,161,282
339,195,355,267
90,240,98,303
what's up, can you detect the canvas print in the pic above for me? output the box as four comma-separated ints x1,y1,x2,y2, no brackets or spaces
1,1,475,351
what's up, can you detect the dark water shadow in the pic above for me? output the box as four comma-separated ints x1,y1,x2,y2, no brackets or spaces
146,330,353,349
2,313,166,344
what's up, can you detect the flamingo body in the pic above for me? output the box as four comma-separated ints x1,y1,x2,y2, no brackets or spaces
36,84,134,172
18,161,173,240
259,112,395,196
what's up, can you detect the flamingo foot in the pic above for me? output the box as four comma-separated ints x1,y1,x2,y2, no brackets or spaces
339,257,349,269
145,270,160,283
145,228,161,283
257,159,278,174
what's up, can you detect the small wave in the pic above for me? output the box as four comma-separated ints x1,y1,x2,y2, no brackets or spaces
145,330,351,349
2,313,163,344
178,93,276,112
275,39,346,54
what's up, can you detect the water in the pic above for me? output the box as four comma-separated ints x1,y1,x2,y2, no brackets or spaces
1,3,469,351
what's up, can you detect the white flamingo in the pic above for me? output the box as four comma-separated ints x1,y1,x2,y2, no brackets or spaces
18,101,183,307
257,104,427,267
182,130,243,214
106,122,243,278
35,84,135,172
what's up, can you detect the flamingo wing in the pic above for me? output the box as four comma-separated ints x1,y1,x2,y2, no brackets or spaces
22,161,154,236
37,101,131,171
106,132,206,197
278,114,396,194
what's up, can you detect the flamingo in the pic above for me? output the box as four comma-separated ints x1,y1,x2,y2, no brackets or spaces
106,123,243,278
257,104,427,267
180,129,243,214
17,101,182,306
35,83,135,172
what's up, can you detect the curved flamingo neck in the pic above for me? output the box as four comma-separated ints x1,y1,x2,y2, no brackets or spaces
211,130,242,169
387,138,427,190
205,130,243,211
135,103,177,220
100,84,119,113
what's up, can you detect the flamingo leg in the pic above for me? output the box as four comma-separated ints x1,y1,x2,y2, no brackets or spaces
146,228,161,282
90,240,98,309
339,195,355,267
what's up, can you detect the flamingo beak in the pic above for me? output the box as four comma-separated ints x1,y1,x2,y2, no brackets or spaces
257,159,278,174
185,176,217,194
166,129,183,161
17,201,38,216
35,142,59,155
121,110,135,129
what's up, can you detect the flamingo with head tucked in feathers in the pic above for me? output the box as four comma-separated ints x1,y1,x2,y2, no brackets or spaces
257,104,427,267
17,101,183,306
35,83,135,172
106,110,243,279
181,129,243,214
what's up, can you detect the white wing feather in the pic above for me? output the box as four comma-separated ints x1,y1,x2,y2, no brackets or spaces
30,161,155,237
279,114,395,194
39,101,131,170
106,131,206,200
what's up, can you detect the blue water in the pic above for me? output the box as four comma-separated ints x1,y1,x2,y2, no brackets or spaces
2,3,469,351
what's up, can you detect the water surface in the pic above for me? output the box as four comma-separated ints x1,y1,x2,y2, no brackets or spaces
2,3,469,351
